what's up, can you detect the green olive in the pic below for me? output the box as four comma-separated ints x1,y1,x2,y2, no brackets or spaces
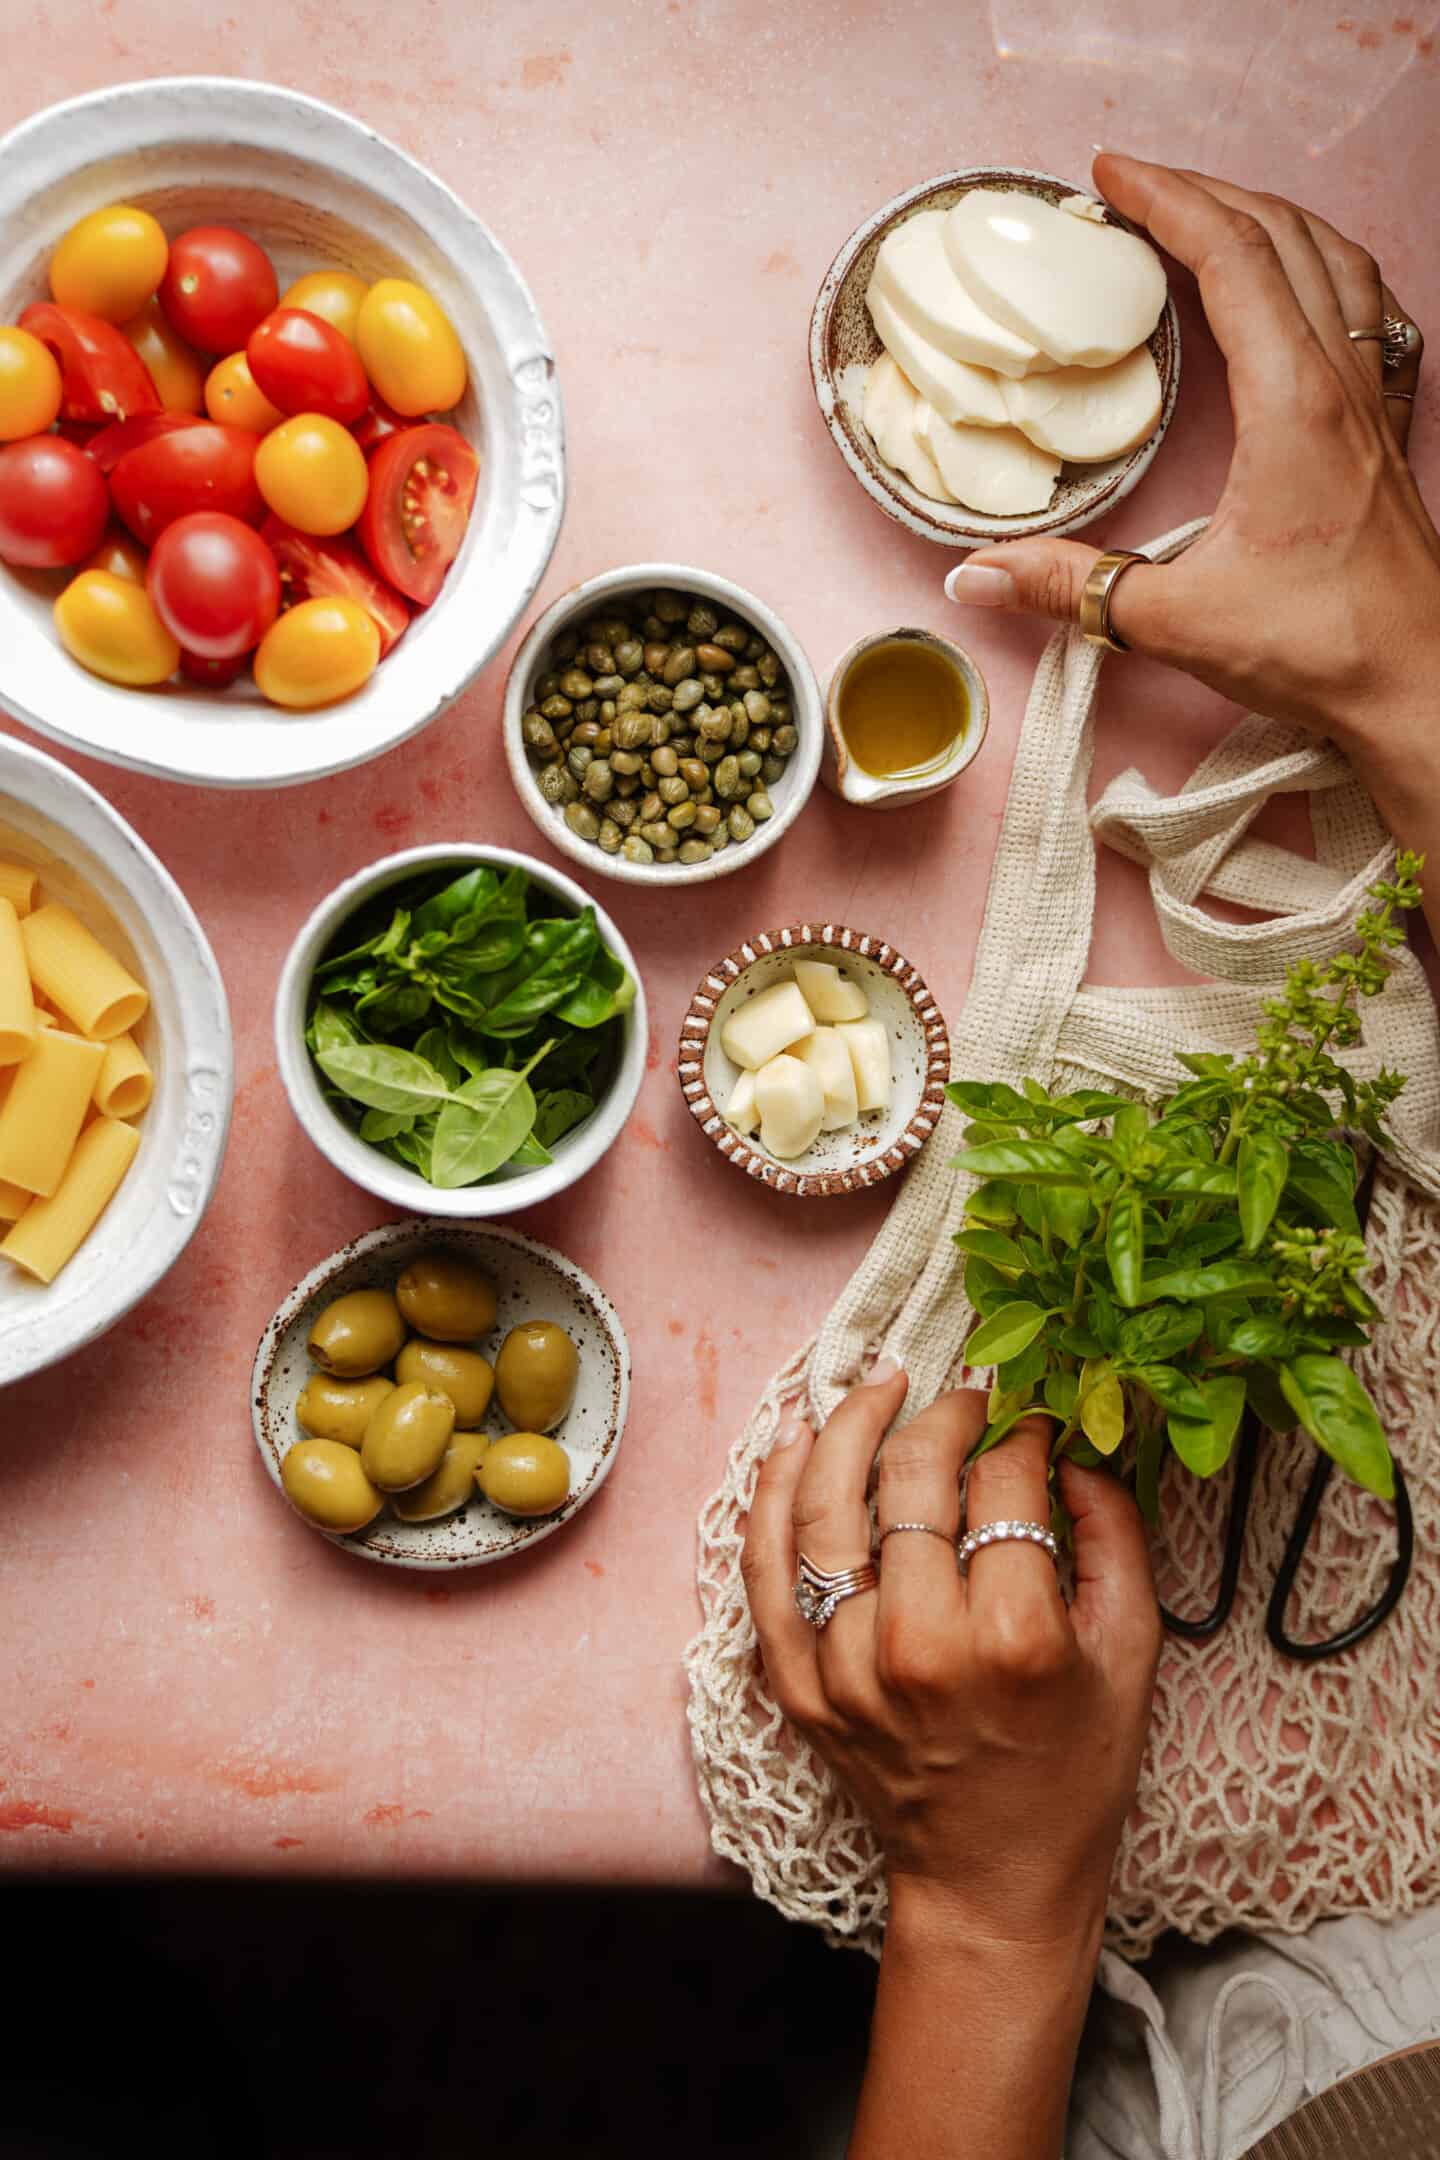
392,1433,490,1523
359,1380,455,1492
494,1320,579,1433
395,1339,494,1429
295,1374,395,1448
477,1432,570,1517
394,1252,498,1342
281,1439,384,1533
307,1288,406,1377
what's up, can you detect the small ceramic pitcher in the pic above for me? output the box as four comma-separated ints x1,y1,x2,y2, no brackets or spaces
822,627,989,809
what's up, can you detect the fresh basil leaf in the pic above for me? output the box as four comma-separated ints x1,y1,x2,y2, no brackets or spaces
555,949,636,1029
1279,1355,1394,1498
947,1079,1029,1119
1044,1369,1079,1420
387,1112,437,1180
1040,1167,1091,1249
475,913,600,1037
414,1028,465,1089
410,866,501,938
1167,1375,1246,1477
952,1228,1028,1271
533,1088,595,1149
963,1179,1020,1228
1078,1360,1125,1454
1107,1188,1145,1306
1237,1130,1289,1253
1057,1323,1104,1359
969,1399,1050,1463
360,1107,415,1142
317,1044,459,1117
997,1338,1048,1394
1295,1318,1369,1349
1120,1303,1204,1361
510,1131,555,1168
966,1300,1049,1367
1131,1364,1210,1422
354,979,433,1035
1169,1221,1243,1264
1285,1140,1362,1236
1089,1282,1120,1353
1049,1090,1134,1121
1245,1363,1296,1434
431,1069,538,1188
951,1139,1090,1187
1226,1316,1293,1359
964,1256,1011,1318
1138,1259,1281,1303
1146,1162,1238,1197
306,1000,367,1057
1175,1051,1235,1078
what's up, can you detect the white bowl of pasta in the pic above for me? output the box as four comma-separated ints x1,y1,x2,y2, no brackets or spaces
0,732,232,1385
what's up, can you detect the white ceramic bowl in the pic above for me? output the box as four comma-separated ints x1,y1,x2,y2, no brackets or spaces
503,563,823,887
0,734,232,1385
251,1218,630,1571
0,77,564,789
275,843,646,1216
677,922,950,1198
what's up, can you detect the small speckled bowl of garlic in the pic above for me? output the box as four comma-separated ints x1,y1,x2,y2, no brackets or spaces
677,923,951,1198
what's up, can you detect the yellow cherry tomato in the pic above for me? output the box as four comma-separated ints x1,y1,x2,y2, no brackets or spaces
119,297,206,413
0,326,63,440
281,270,369,346
205,350,285,433
83,528,149,583
254,597,380,709
355,279,467,418
255,414,368,535
54,570,180,687
50,204,169,325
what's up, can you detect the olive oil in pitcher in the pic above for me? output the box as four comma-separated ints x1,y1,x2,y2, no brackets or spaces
835,636,969,779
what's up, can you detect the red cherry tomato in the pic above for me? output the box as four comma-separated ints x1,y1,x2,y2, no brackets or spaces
0,436,109,567
147,511,280,659
351,393,408,454
261,515,410,657
357,423,478,607
180,649,249,688
85,411,205,474
247,309,370,426
159,227,279,356
110,423,264,545
18,302,161,424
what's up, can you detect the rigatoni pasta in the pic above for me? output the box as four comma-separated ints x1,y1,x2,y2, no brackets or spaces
0,1176,28,1221
20,903,149,1041
0,1029,105,1195
0,860,37,917
0,898,37,1066
0,1117,141,1284
93,1033,154,1120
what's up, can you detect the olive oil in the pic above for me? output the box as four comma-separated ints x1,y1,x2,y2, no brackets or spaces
836,638,968,780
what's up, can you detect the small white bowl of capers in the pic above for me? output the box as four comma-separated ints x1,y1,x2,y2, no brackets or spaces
504,563,824,886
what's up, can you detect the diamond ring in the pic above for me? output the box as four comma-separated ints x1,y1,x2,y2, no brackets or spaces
956,1518,1061,1571
793,1552,879,1631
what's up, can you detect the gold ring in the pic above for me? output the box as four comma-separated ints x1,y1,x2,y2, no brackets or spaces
1349,314,1422,369
1078,550,1148,654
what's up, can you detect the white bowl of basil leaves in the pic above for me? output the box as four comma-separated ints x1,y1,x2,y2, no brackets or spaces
275,846,647,1215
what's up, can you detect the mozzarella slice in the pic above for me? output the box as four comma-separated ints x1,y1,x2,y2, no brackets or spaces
916,404,1060,516
943,190,1167,369
836,1019,892,1115
755,1055,826,1160
792,959,869,1024
723,1068,759,1135
791,1029,860,1132
866,286,1008,427
720,980,815,1071
868,209,1045,378
862,355,955,503
999,343,1162,462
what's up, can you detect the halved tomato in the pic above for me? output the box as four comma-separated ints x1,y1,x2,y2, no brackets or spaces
19,302,161,424
261,514,410,657
86,412,205,474
110,422,264,545
357,422,477,606
351,393,408,454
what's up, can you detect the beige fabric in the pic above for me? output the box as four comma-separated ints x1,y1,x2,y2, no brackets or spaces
685,518,1440,1961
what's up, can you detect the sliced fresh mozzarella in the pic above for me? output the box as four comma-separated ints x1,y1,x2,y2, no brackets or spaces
791,1029,860,1132
866,287,1009,427
862,354,955,503
999,343,1162,462
943,190,1167,369
792,959,869,1024
754,1054,826,1159
868,209,1045,378
916,403,1060,516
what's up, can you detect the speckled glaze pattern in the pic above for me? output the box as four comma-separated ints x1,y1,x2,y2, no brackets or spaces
677,924,950,1197
251,1220,630,1571
810,165,1181,547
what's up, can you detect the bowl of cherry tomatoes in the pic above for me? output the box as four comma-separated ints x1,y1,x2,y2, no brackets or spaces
0,78,565,789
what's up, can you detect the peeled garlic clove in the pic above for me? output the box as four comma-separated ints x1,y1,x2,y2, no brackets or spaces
999,343,1161,462
724,1068,760,1135
836,1018,892,1114
754,1054,826,1159
943,190,1167,370
916,403,1060,516
866,209,1044,379
720,980,816,1070
791,1029,860,1132
866,285,1009,427
793,959,869,1024
862,354,956,503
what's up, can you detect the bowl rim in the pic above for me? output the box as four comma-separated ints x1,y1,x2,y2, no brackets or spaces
503,560,823,887
0,732,234,1385
0,76,566,790
677,921,950,1198
808,163,1182,548
273,841,647,1216
249,1216,631,1572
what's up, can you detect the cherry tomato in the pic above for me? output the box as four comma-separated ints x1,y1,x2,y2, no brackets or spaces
180,649,248,688
254,415,367,536
120,297,206,413
50,204,168,325
84,527,149,583
262,515,409,657
86,412,204,474
358,423,477,605
0,327,63,441
247,309,370,426
110,422,264,545
18,302,160,423
253,596,380,708
0,437,109,567
146,511,280,660
281,271,368,346
54,570,179,685
351,394,408,454
159,227,278,356
205,351,284,434
355,280,466,417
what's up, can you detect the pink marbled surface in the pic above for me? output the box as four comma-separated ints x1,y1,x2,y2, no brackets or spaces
1,2,1437,1875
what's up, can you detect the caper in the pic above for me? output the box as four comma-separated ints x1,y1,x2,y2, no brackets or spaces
671,679,703,714
750,727,773,752
591,673,624,698
522,710,557,756
610,798,638,828
610,749,643,776
747,790,774,822
582,760,614,802
584,642,613,676
658,775,690,806
714,755,743,800
361,1382,455,1492
613,639,644,675
668,801,697,831
757,651,781,686
772,723,798,754
540,694,573,722
640,820,672,849
643,642,668,675
729,709,750,747
728,805,756,842
560,668,594,700
574,699,599,724
731,665,760,691
737,750,762,778
698,707,731,742
571,719,601,749
308,1289,405,1378
566,744,593,779
714,623,748,653
639,791,664,822
565,802,601,841
651,745,679,778
597,818,623,853
613,711,653,750
648,684,674,714
695,643,734,673
679,757,707,791
282,1439,384,1534
598,699,617,724
686,603,719,639
762,755,786,785
551,632,578,661
744,633,765,659
615,682,647,712
621,836,655,864
655,845,678,863
614,774,640,798
594,729,613,755
538,763,577,806
663,647,697,687
693,804,722,834
653,591,686,622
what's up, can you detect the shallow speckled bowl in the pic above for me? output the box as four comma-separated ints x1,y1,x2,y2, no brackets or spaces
251,1219,630,1572
809,165,1181,547
678,924,950,1198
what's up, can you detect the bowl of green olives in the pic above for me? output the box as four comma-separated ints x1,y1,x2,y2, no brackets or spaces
250,1219,630,1570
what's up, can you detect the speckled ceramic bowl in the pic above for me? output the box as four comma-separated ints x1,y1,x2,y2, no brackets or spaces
678,923,950,1198
251,1219,630,1571
809,165,1181,547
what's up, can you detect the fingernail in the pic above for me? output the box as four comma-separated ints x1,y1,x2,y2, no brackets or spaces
860,1354,902,1387
945,563,1016,608
773,1408,807,1448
